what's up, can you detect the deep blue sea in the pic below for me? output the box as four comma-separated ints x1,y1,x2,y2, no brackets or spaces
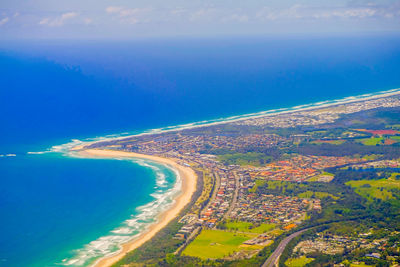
1,34,400,266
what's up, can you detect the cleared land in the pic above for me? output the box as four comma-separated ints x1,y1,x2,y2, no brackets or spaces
285,256,314,267
297,191,339,200
182,229,256,259
224,221,276,233
346,178,400,202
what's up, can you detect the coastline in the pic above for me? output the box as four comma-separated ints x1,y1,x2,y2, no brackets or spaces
78,149,197,267
48,87,400,266
53,88,400,156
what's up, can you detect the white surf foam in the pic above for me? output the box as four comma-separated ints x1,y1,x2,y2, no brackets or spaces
52,87,400,266
61,158,181,267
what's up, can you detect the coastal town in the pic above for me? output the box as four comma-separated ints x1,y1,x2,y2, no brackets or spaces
86,93,400,267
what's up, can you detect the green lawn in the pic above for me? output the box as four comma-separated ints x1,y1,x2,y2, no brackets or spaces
361,154,381,161
346,178,400,202
217,152,271,166
285,256,314,267
349,262,374,267
308,171,334,182
297,191,339,200
358,137,384,146
311,140,345,145
249,179,267,193
182,230,255,259
225,221,276,233
390,172,400,180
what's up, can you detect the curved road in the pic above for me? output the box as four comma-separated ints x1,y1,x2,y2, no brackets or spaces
262,229,309,267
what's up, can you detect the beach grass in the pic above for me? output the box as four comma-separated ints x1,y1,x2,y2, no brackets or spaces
182,229,255,259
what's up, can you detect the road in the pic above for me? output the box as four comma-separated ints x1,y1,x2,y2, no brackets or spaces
224,171,240,220
261,228,308,267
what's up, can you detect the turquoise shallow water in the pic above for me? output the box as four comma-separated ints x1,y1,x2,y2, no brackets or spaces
0,153,177,266
1,35,400,266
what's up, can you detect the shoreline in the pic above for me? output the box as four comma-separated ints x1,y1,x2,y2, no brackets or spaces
78,149,197,267
53,88,400,155
56,87,400,266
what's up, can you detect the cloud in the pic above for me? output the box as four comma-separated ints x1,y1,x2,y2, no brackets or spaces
189,8,216,22
106,6,123,14
83,18,93,25
256,5,303,21
254,3,400,22
313,8,377,19
0,17,9,26
39,12,78,27
105,6,151,24
221,13,249,23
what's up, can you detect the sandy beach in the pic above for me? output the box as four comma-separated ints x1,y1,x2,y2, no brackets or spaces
78,149,197,267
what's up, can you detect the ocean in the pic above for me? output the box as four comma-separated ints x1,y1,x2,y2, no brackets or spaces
1,34,400,266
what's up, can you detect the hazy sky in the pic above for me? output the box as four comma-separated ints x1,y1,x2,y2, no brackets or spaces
1,0,400,39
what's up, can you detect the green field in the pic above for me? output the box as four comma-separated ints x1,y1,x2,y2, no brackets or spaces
358,137,384,146
348,262,374,267
390,172,400,180
182,230,255,259
298,191,339,199
311,140,345,145
308,171,334,182
217,152,271,166
346,178,400,202
285,256,314,267
249,179,267,193
224,221,276,233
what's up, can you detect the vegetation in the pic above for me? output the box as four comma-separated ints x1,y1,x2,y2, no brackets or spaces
358,137,384,146
346,178,400,202
182,230,255,259
220,220,276,234
297,191,339,200
285,256,314,267
217,152,272,166
192,169,215,214
111,106,400,266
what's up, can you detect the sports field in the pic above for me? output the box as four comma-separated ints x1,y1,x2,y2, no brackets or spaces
182,229,256,259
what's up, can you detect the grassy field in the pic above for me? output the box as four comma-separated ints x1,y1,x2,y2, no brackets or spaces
390,172,400,180
285,256,314,267
297,191,339,199
249,179,267,193
193,169,214,213
346,178,400,202
311,140,345,145
217,152,271,167
308,171,334,182
346,262,374,267
358,137,384,146
224,221,276,233
182,229,256,259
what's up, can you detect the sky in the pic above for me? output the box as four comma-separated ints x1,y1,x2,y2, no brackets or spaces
0,0,400,39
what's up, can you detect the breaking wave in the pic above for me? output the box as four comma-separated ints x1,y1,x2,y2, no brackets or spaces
61,158,181,266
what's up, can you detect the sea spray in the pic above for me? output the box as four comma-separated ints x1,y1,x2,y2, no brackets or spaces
61,158,181,267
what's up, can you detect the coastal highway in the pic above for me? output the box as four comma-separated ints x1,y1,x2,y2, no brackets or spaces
261,228,309,267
